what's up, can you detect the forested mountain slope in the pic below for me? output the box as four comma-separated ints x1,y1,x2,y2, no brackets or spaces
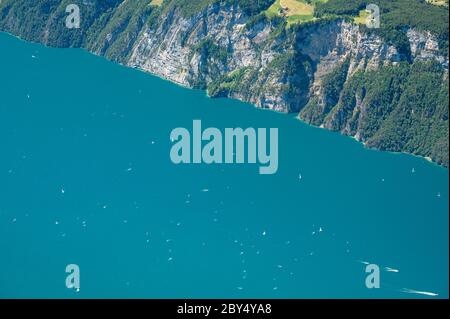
0,0,448,166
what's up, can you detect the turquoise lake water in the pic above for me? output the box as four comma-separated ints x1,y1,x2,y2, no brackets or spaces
0,32,448,298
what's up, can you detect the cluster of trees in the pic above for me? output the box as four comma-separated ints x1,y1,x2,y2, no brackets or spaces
303,60,449,166
368,61,449,166
229,0,275,16
0,0,130,47
166,0,274,17
300,58,350,125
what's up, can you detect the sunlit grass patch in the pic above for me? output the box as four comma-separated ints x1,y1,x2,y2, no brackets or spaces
266,0,283,18
266,0,324,26
353,9,370,25
426,0,448,7
150,0,164,6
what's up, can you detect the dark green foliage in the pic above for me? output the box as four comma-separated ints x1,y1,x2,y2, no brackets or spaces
228,0,275,16
208,67,252,97
331,63,410,137
322,58,350,106
0,0,61,43
308,60,448,166
258,51,313,112
188,38,229,89
164,0,218,17
86,0,153,62
164,0,275,17
283,51,314,112
315,0,366,16
301,58,350,125
245,10,286,31
192,38,228,64
368,61,449,165
0,0,125,47
300,59,448,165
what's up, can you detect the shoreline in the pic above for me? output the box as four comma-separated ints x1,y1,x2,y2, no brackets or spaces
0,30,448,170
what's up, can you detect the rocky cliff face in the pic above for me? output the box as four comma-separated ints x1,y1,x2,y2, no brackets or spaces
129,2,300,112
127,5,448,111
407,28,449,67
0,1,448,166
299,24,448,125
123,4,448,166
297,25,448,166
